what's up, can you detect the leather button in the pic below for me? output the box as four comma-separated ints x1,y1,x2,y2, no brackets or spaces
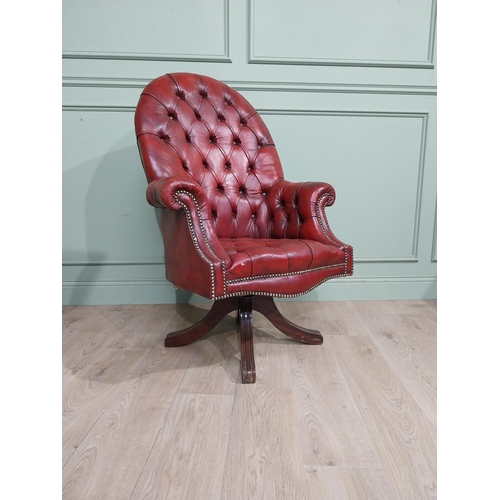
217,185,224,192
182,162,188,171
199,89,208,97
194,111,202,120
185,134,191,143
233,137,241,145
218,114,225,121
202,160,209,168
209,136,217,144
225,162,231,170
176,90,185,100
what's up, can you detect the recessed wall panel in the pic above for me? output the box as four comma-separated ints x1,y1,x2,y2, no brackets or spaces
251,0,435,67
261,112,425,261
62,109,164,264
62,0,229,60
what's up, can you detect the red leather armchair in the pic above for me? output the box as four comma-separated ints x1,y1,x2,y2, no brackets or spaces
135,73,353,383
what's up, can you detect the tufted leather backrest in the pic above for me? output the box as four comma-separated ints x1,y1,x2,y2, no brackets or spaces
135,73,285,239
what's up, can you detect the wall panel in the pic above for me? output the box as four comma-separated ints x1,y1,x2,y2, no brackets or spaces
250,0,436,68
260,111,426,262
62,0,436,304
63,0,230,62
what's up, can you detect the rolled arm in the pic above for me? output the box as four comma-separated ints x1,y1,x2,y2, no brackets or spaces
146,177,230,265
146,177,210,211
267,179,347,246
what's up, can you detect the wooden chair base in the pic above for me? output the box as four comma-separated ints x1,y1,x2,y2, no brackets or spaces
164,295,323,384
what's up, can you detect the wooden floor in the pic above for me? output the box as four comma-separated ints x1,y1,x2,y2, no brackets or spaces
62,300,437,500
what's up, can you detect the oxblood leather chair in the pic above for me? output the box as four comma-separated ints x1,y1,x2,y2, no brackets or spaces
134,73,353,383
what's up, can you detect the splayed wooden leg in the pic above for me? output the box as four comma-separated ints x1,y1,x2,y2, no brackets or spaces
164,297,239,347
163,295,321,383
252,295,323,345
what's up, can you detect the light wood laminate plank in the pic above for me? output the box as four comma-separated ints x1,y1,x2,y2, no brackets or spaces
62,342,194,499
333,336,437,499
62,305,155,388
349,301,437,427
304,466,348,500
130,394,233,500
62,300,436,500
62,305,190,466
288,340,381,467
177,305,240,395
304,465,398,500
338,467,399,499
279,301,368,337
221,340,307,500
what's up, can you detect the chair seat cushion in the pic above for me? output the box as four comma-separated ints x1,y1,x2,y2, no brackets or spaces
220,237,346,283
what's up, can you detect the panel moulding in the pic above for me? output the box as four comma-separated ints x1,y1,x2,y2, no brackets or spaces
258,109,428,263
62,77,437,96
431,201,437,262
63,0,231,63
248,0,436,69
62,275,437,305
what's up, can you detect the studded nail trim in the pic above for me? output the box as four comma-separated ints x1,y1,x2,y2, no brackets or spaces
174,190,226,263
226,263,345,284
174,191,217,299
173,189,352,300
315,193,352,275
316,193,337,243
214,271,352,300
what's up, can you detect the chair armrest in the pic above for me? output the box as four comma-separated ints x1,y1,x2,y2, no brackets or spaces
146,176,210,211
267,179,347,246
146,177,230,265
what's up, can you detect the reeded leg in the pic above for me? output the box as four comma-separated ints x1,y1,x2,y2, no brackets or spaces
164,297,239,347
238,296,256,384
252,296,323,345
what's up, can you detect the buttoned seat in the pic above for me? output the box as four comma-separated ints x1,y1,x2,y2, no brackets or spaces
220,237,347,294
135,72,353,383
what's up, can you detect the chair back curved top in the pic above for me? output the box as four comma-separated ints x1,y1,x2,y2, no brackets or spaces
135,72,283,239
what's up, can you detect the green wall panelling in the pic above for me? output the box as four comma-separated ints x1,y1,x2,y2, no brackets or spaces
62,0,436,304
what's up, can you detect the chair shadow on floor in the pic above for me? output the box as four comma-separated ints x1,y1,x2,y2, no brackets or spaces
169,299,295,384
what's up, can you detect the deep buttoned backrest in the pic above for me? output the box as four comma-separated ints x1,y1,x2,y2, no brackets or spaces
135,73,284,239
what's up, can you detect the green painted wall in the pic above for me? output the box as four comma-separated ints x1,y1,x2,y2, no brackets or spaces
62,0,437,305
